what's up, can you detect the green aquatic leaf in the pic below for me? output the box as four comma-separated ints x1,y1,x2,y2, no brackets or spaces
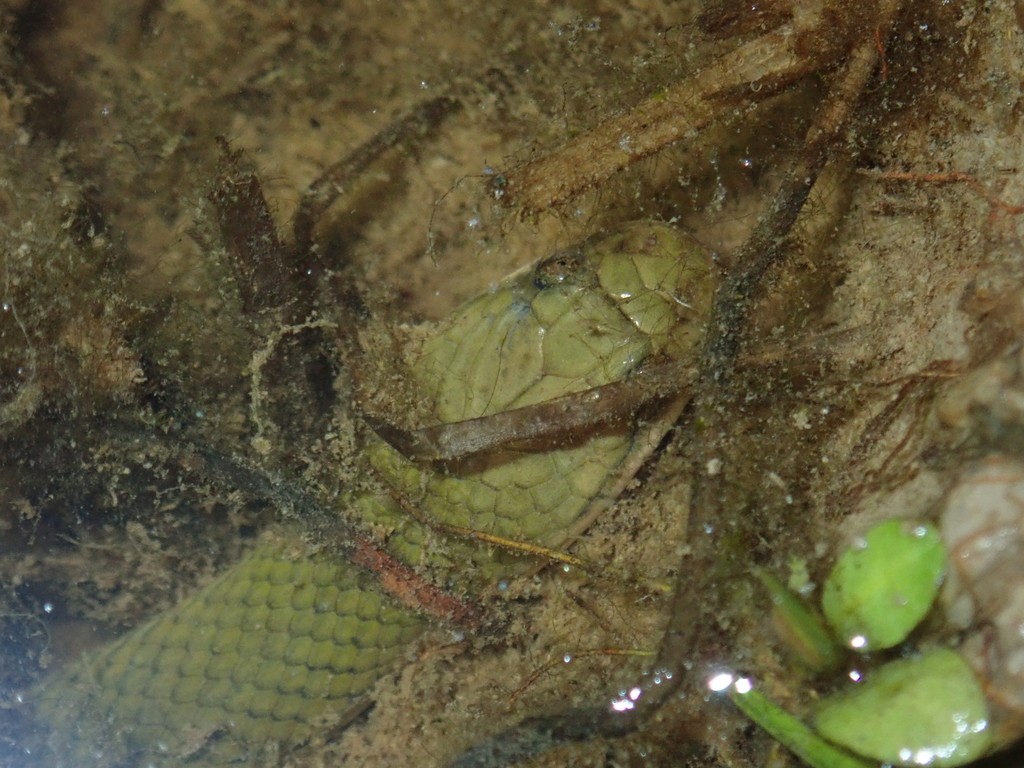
822,519,946,651
814,648,992,767
730,685,874,768
756,568,842,672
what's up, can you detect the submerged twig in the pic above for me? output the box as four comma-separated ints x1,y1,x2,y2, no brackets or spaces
367,357,695,466
292,96,461,255
653,0,901,712
492,17,853,217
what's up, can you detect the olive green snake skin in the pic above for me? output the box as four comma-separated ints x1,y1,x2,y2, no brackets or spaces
33,223,715,766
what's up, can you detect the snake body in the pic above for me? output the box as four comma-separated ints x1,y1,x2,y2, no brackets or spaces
33,222,715,766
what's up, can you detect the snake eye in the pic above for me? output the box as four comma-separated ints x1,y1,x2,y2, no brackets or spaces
532,247,591,289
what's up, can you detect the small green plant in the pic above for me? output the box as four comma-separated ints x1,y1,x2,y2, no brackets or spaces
732,519,992,768
822,520,947,652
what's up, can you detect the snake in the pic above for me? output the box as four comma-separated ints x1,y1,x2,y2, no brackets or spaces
31,221,715,766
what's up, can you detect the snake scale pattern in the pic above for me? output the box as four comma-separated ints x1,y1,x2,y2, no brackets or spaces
33,222,715,766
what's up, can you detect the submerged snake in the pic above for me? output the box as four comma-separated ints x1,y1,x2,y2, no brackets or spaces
32,222,715,766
